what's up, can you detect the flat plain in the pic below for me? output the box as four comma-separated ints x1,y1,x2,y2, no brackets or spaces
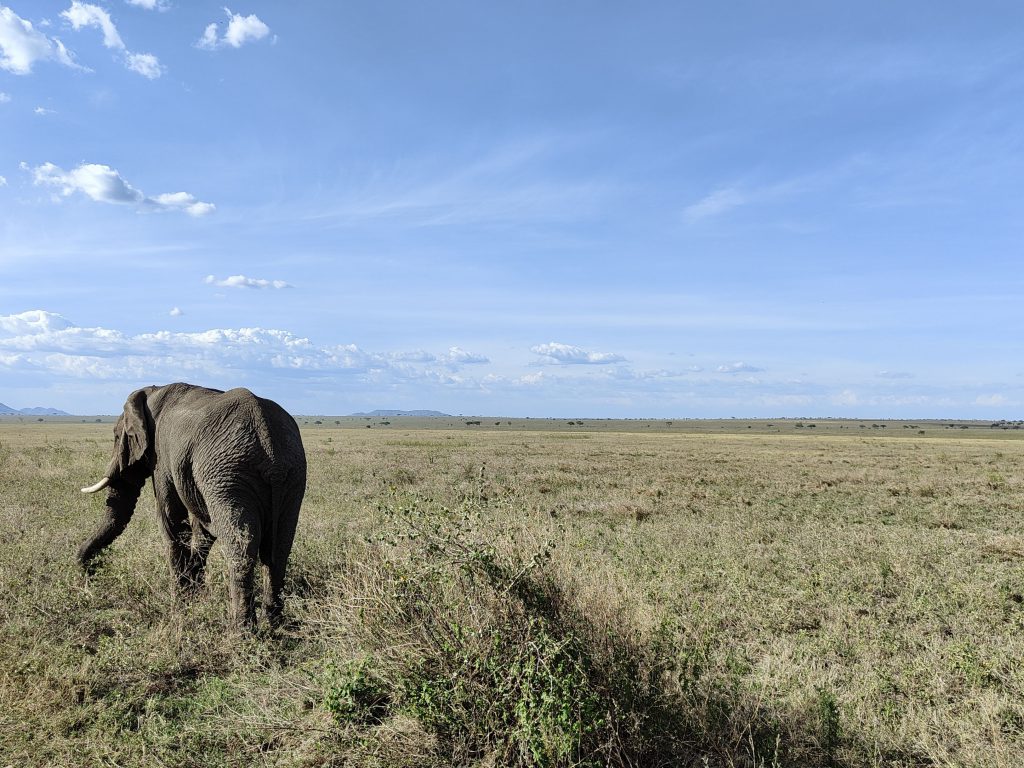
1,418,1022,766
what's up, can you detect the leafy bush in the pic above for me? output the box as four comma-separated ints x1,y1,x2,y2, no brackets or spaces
328,488,688,766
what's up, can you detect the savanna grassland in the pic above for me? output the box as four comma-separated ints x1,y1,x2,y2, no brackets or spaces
1,418,1023,767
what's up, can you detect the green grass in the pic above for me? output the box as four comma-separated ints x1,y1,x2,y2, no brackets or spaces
1,420,1023,766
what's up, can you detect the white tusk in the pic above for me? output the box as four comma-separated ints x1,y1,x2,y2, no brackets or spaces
81,477,111,494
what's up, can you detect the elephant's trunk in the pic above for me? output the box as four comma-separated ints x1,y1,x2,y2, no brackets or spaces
77,480,143,569
81,477,111,494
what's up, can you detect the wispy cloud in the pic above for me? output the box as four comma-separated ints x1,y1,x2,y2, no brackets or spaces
388,346,489,369
531,342,625,365
310,140,611,229
25,162,214,215
204,274,290,289
61,1,163,78
124,0,169,10
0,91,10,102
683,186,747,222
716,361,763,374
877,370,914,379
0,6,81,74
62,2,123,49
974,394,1010,407
197,8,271,50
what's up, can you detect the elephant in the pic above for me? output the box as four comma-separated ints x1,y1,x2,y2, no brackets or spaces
79,383,307,629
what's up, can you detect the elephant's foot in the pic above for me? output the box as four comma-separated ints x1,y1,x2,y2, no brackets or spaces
263,596,285,628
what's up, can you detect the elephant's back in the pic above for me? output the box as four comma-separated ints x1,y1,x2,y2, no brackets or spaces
218,388,305,473
169,386,304,476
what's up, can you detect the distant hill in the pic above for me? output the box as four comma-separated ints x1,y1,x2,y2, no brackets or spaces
0,403,71,416
349,409,451,418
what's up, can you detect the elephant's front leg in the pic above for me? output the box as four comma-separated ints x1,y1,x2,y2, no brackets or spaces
187,522,215,589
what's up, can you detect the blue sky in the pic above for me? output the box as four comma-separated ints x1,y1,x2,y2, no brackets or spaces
1,1,1022,417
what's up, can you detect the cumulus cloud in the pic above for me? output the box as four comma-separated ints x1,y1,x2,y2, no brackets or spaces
168,307,183,317
0,5,81,74
25,161,215,215
442,346,489,365
716,361,764,374
197,8,270,50
204,274,290,289
531,342,625,365
0,91,9,102
125,51,162,78
60,1,162,78
0,311,491,390
0,175,6,186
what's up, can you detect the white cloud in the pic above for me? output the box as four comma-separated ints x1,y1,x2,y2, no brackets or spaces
197,23,218,50
877,370,914,379
26,162,215,215
197,8,270,50
975,394,1008,407
204,274,290,290
683,186,746,222
0,175,6,186
0,91,9,102
151,191,215,216
33,106,55,115
0,311,491,391
125,51,162,78
831,389,860,406
62,2,124,50
0,309,75,335
0,5,81,74
716,361,764,374
61,2,162,78
168,307,183,317
387,346,489,368
443,346,489,365
125,0,169,10
30,161,142,203
531,342,625,365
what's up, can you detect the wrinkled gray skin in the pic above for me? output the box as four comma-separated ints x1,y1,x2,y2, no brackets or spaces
78,383,306,629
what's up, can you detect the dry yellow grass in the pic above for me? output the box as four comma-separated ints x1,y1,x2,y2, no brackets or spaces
1,420,1022,766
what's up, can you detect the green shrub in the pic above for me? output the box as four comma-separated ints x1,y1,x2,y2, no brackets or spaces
324,657,390,725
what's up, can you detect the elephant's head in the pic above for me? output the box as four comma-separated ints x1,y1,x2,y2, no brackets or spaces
78,386,159,567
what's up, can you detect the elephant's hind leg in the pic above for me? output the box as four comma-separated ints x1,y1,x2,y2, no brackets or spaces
216,509,260,630
262,476,304,627
154,477,205,595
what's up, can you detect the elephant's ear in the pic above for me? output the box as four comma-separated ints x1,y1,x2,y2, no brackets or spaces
108,389,154,479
